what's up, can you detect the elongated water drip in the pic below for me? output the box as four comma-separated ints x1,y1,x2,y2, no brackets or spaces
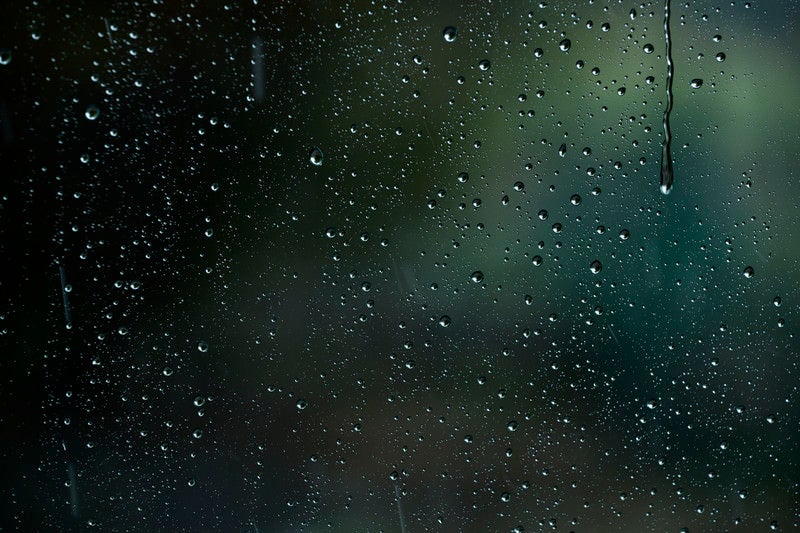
660,0,675,195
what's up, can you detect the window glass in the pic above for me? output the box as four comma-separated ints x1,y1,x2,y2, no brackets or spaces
2,1,798,531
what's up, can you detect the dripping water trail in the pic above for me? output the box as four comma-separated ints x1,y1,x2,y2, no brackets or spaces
393,483,408,533
59,265,72,327
660,0,675,195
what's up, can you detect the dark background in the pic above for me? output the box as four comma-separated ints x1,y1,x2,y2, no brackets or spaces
1,1,798,531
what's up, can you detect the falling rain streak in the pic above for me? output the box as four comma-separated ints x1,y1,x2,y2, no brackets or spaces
659,0,675,195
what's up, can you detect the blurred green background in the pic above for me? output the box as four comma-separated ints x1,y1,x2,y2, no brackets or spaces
1,1,798,531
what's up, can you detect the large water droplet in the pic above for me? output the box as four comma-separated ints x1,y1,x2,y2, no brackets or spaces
309,146,323,166
84,105,100,120
443,26,458,43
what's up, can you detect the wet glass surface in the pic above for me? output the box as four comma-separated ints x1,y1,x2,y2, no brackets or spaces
2,1,799,531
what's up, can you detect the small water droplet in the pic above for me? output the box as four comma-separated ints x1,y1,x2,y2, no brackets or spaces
715,52,726,62
478,59,491,71
296,399,308,410
743,266,754,278
590,260,602,274
690,78,703,89
643,43,654,54
470,271,484,283
559,39,571,52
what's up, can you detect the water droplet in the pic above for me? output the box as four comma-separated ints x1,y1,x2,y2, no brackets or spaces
500,492,511,503
619,229,630,240
643,43,654,54
590,260,602,274
773,296,782,307
559,39,571,52
192,428,203,439
743,266,754,278
296,399,308,410
309,146,324,166
538,209,548,220
533,47,543,58
690,78,703,89
532,255,543,267
715,52,726,62
457,172,469,183
478,59,491,71
558,143,567,157
712,34,722,43
197,341,209,352
85,105,100,120
0,49,11,65
646,399,658,409
617,87,626,96
507,420,518,432
470,271,484,283
443,26,458,43
438,315,451,327
570,194,581,205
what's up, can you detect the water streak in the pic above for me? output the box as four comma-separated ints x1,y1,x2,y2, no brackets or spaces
59,265,72,326
394,483,407,533
660,0,675,195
